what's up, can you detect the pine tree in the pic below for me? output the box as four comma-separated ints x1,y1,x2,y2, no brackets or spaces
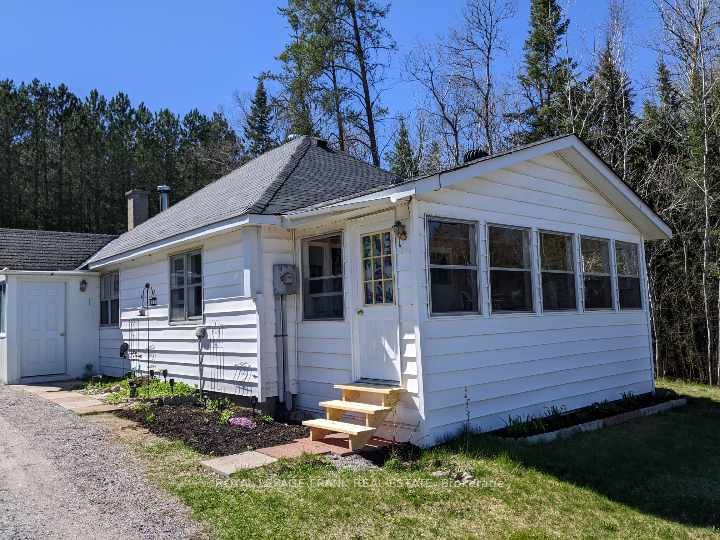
386,117,418,179
512,0,575,142
244,79,275,158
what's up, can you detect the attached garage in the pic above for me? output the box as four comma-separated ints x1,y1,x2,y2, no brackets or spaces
0,229,116,384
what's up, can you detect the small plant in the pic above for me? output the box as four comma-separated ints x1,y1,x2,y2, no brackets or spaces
261,414,274,424
219,409,233,425
206,397,232,413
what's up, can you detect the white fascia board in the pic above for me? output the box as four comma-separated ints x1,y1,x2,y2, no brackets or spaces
560,143,672,240
415,134,672,241
282,184,417,226
87,214,280,270
0,270,99,276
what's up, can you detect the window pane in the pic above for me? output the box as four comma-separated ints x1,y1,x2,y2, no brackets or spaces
383,256,393,279
364,282,373,304
304,235,344,320
428,220,475,266
491,270,533,311
384,280,394,303
584,275,612,309
188,285,203,317
189,253,202,285
373,235,382,256
171,256,185,288
542,273,576,310
581,238,610,274
374,281,384,303
304,294,343,320
383,232,392,254
308,277,342,295
0,283,5,333
363,259,372,281
100,300,109,325
430,269,478,313
616,242,639,277
540,233,573,271
170,288,185,321
619,277,642,309
489,227,531,269
112,273,120,298
110,299,120,325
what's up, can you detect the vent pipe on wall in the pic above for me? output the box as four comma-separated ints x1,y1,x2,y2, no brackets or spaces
157,185,171,212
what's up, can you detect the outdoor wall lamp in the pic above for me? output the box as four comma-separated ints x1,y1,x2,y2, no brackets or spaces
392,220,407,241
79,279,88,292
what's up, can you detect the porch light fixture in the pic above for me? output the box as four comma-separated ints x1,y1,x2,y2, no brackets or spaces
79,279,88,292
392,221,407,241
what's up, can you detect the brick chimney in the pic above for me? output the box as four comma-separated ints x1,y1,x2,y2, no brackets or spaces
125,189,149,231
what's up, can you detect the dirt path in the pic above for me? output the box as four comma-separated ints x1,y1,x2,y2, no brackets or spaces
0,385,205,540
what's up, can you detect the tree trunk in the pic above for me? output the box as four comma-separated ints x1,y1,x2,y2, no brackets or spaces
348,0,380,167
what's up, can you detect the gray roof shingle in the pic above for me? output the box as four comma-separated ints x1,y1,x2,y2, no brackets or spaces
0,229,117,271
87,137,398,265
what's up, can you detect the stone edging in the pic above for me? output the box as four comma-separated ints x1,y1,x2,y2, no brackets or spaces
520,398,688,445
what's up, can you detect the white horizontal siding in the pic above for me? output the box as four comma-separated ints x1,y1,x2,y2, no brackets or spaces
416,152,654,445
100,229,260,397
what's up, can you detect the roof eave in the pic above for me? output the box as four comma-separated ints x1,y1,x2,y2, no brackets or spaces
86,214,281,270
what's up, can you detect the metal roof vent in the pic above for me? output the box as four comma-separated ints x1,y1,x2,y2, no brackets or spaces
157,185,171,212
463,148,489,163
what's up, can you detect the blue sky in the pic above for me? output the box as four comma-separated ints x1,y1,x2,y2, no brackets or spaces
1,1,660,134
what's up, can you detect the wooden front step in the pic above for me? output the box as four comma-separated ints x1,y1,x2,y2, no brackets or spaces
303,419,375,451
303,381,406,451
319,400,391,415
334,382,403,395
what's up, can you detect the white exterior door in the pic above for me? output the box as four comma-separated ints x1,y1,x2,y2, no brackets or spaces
21,282,66,378
350,220,401,382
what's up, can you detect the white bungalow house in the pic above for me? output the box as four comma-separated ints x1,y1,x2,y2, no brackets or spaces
0,134,671,448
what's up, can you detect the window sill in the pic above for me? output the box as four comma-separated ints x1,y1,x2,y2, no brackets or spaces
302,318,346,323
169,318,204,327
100,325,120,329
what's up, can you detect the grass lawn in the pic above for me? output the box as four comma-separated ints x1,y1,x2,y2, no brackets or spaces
126,379,720,539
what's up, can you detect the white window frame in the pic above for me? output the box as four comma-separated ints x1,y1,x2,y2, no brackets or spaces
538,230,578,312
0,281,6,335
580,236,614,311
425,216,481,317
169,250,203,323
100,272,120,327
487,223,535,314
301,232,345,321
615,240,643,310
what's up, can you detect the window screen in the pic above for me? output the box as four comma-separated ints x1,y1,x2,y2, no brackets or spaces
303,235,344,320
616,241,642,309
427,219,478,314
100,272,120,326
489,226,533,312
581,237,612,309
170,251,203,322
540,232,576,311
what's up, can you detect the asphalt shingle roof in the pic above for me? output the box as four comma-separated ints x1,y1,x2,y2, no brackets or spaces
87,136,399,265
0,229,117,271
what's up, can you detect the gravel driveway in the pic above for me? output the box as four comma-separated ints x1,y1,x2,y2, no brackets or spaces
0,385,205,540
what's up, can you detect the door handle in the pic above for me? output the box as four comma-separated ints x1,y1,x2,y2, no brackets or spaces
59,332,65,337
356,309,364,316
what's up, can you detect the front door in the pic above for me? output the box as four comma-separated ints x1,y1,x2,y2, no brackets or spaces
350,222,401,382
21,282,66,378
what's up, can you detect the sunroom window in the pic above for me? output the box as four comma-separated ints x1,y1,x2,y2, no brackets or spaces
427,219,478,314
581,237,612,309
616,241,642,309
100,272,120,326
488,225,533,312
170,251,203,322
0,282,6,333
540,232,576,311
303,234,344,320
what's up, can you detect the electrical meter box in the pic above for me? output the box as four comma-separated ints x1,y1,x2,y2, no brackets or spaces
273,264,299,295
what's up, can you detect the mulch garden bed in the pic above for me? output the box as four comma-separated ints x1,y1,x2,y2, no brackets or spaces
494,388,680,439
118,400,308,456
